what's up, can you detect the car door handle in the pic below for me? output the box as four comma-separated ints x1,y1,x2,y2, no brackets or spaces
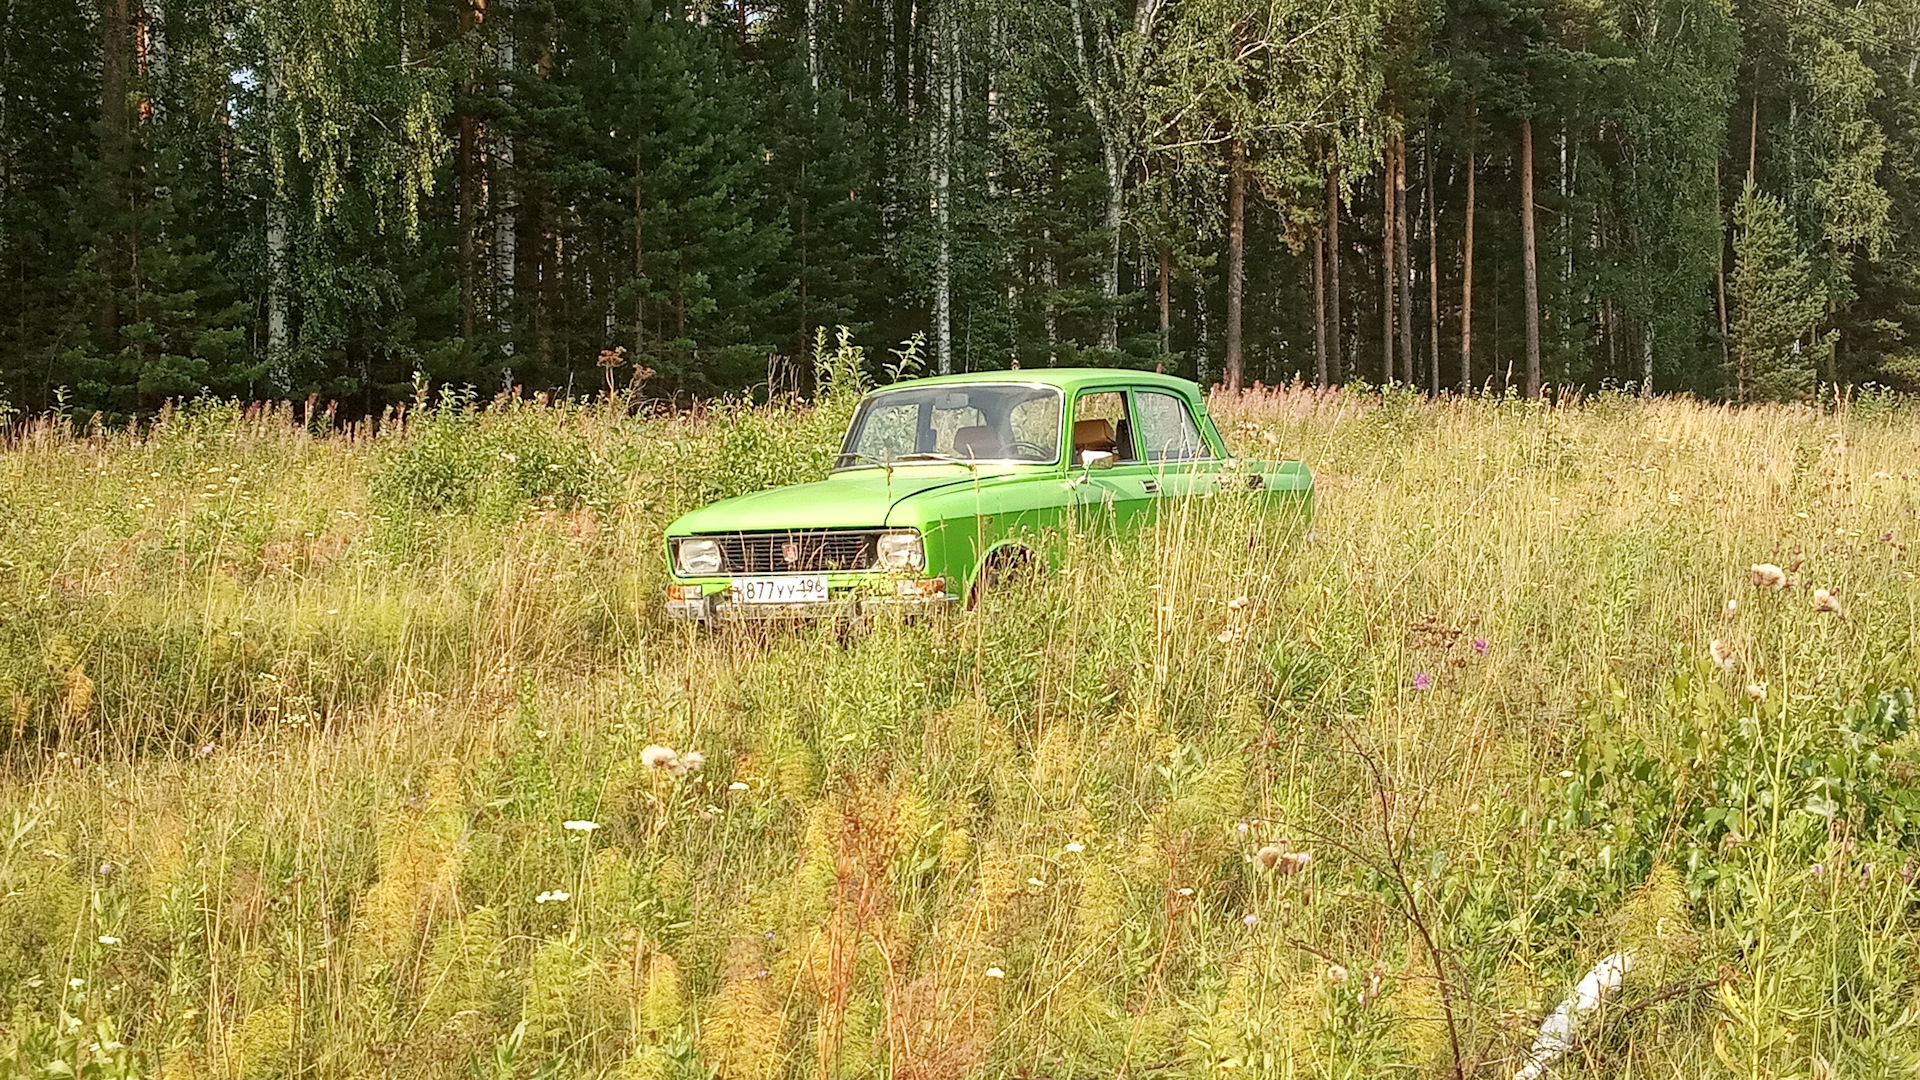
1142,479,1159,494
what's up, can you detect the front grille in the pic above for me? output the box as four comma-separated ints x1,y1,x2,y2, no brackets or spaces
701,529,889,574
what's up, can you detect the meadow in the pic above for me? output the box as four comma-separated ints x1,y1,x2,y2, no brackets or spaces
1,372,1916,1079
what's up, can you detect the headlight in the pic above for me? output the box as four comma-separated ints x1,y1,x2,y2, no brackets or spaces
676,538,723,575
875,532,925,572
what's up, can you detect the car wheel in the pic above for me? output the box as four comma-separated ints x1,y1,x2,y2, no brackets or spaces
969,547,1041,608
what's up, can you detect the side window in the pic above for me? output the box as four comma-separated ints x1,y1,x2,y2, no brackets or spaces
1071,391,1139,464
1134,392,1211,462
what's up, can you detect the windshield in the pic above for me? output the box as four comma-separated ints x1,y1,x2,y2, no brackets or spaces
836,384,1063,468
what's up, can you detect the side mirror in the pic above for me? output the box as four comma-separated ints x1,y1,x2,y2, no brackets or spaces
1080,449,1116,471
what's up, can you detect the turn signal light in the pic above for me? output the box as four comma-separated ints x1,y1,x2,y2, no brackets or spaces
667,585,703,601
895,577,946,597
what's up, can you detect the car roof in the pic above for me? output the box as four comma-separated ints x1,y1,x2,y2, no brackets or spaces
863,367,1204,397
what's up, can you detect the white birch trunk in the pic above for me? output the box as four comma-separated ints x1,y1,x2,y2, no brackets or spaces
264,72,289,388
494,0,516,350
1100,142,1123,352
931,2,954,374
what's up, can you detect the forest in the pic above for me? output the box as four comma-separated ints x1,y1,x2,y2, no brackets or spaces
2,0,1918,417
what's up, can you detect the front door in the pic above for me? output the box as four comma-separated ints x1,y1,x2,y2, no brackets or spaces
1067,389,1156,532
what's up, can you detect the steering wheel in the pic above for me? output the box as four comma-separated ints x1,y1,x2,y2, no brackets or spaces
1010,440,1051,460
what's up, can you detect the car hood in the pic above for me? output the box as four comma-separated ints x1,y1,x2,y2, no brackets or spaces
666,465,1032,534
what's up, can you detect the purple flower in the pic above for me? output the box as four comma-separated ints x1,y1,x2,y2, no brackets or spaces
1810,863,1825,877
1472,638,1489,655
1412,671,1433,692
1242,914,1259,926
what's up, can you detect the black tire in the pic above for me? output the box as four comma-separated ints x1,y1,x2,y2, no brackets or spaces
969,547,1040,608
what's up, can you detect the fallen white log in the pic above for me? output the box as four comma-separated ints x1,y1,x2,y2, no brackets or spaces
1511,951,1634,1080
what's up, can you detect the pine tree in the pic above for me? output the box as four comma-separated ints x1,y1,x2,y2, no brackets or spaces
1731,179,1831,401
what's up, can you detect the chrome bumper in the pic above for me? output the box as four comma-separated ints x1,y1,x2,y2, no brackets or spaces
666,590,959,623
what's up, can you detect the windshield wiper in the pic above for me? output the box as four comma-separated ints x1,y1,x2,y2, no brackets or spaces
893,452,972,464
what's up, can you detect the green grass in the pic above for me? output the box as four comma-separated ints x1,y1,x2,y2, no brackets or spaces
0,385,1916,1079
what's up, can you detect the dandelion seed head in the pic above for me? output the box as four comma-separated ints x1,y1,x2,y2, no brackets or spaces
641,744,679,770
1750,563,1788,590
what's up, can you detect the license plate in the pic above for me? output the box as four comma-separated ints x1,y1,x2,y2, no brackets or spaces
733,575,829,604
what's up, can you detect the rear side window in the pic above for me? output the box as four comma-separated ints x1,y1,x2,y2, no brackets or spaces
1134,391,1211,462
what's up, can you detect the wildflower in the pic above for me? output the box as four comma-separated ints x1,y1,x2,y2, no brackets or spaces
1280,851,1313,873
1026,877,1046,887
1747,683,1768,702
1326,965,1349,985
1810,863,1825,878
1710,639,1735,671
1064,842,1085,853
1242,914,1259,926
563,820,600,834
728,781,750,792
1235,822,1250,834
673,750,706,776
985,967,1006,979
68,978,84,989
197,743,215,757
641,744,678,770
1217,628,1242,644
1411,671,1433,692
1750,563,1788,590
535,889,571,904
1724,599,1739,620
96,935,119,946
1812,588,1843,615
1472,637,1489,655
1256,845,1287,870
1227,595,1251,611
1177,887,1195,897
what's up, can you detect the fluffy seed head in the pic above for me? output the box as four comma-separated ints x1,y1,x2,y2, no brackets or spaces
1256,845,1286,870
1750,564,1788,590
1812,588,1843,615
641,744,679,770
1326,964,1349,985
1747,683,1768,702
1710,639,1735,671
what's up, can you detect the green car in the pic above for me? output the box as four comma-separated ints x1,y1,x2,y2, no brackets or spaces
662,368,1311,622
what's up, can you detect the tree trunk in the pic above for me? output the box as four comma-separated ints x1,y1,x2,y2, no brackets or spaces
1326,160,1341,384
1520,118,1542,398
1460,117,1475,393
1715,163,1731,398
633,149,645,364
494,0,516,349
459,0,488,345
1395,133,1414,386
1100,141,1123,352
1641,322,1654,396
931,3,955,374
1193,275,1212,385
1158,245,1171,357
1313,226,1328,387
1225,139,1246,392
1426,132,1440,394
1043,228,1059,364
1382,153,1395,385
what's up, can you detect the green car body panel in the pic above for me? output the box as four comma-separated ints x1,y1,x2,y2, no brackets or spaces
662,368,1311,621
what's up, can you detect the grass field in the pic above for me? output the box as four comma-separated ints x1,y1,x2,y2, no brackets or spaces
1,379,1917,1079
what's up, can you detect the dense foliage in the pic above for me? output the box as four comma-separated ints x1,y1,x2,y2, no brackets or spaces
5,0,1920,417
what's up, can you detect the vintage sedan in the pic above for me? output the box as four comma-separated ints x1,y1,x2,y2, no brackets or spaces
662,368,1311,621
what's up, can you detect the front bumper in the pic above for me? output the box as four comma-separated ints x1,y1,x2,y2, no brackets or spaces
665,580,959,623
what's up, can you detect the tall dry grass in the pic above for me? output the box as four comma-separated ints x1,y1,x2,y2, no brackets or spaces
0,384,1915,1079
